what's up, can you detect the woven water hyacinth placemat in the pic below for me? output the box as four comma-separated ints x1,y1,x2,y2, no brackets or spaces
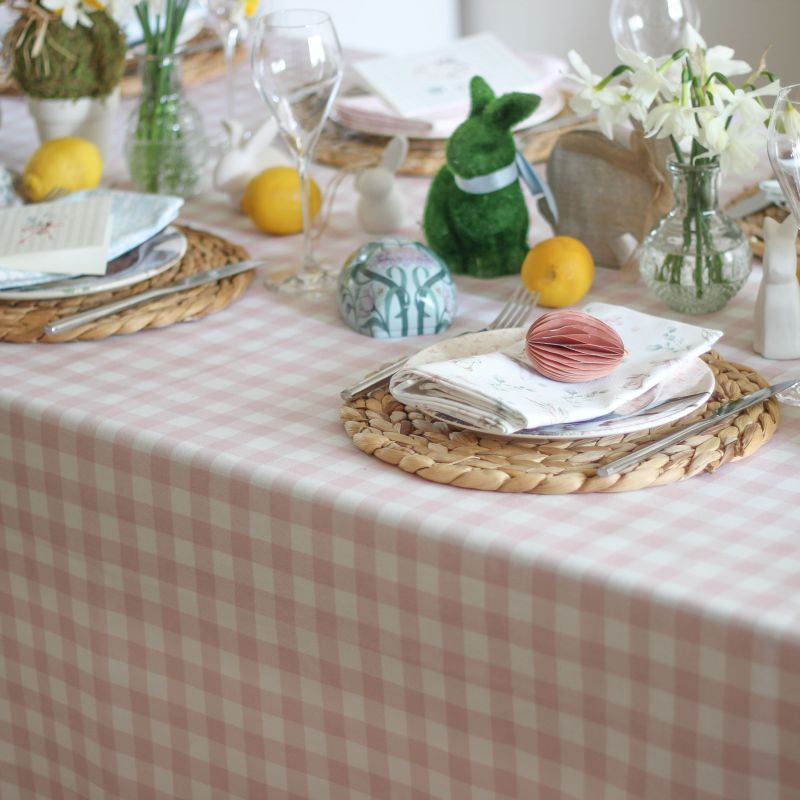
0,226,253,343
341,351,778,493
316,98,589,177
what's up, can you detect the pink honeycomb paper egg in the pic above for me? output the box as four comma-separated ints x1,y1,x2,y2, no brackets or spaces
525,310,625,382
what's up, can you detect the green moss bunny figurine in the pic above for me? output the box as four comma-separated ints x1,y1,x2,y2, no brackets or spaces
423,76,540,278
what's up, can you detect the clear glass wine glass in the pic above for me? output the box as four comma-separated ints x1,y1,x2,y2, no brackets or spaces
768,84,800,223
250,8,343,293
198,0,257,143
765,85,800,399
609,0,701,57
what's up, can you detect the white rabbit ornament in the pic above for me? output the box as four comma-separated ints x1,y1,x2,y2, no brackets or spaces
356,136,409,235
213,117,291,204
754,213,800,359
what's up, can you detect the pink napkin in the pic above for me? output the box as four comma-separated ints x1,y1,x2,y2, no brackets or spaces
526,310,625,382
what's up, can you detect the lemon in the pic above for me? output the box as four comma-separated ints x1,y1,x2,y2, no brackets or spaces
520,236,595,308
241,166,322,235
23,137,103,202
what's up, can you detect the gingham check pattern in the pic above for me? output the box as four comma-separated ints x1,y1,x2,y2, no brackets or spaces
1,60,799,800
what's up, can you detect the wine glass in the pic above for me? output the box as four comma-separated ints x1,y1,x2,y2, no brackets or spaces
250,9,343,293
764,86,800,374
199,0,255,139
609,0,701,57
768,85,800,223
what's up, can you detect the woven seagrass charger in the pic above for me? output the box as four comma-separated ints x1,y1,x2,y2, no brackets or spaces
316,98,588,177
0,226,252,343
341,351,779,493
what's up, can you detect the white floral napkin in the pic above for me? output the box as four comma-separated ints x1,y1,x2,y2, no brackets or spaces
389,303,723,434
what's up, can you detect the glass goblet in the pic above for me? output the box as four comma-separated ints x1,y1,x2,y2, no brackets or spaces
609,0,700,57
768,84,800,224
250,9,343,293
198,0,258,139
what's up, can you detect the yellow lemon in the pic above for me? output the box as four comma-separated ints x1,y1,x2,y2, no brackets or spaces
520,236,595,308
244,0,260,16
241,166,322,236
23,137,103,202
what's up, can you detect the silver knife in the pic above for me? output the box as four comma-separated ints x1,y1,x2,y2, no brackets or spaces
596,379,798,477
44,259,262,336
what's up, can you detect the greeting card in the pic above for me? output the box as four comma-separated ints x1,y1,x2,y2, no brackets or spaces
0,195,112,276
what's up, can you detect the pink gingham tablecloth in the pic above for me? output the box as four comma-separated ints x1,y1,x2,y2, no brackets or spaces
1,63,799,800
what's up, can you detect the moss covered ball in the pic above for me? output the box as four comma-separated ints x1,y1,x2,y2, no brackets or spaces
9,11,127,99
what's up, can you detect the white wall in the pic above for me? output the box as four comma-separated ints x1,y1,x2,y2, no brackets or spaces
269,0,461,54
461,0,799,85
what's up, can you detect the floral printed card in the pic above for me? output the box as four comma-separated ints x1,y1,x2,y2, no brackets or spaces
352,33,544,118
390,303,723,434
0,195,112,276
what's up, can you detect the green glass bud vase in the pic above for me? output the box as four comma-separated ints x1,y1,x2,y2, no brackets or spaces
125,53,209,198
639,158,752,314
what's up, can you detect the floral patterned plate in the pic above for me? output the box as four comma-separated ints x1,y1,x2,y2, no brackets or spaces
405,327,715,440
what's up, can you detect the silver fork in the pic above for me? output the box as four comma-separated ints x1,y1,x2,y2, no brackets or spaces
340,285,540,401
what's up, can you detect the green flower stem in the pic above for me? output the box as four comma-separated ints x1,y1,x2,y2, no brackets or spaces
655,161,723,300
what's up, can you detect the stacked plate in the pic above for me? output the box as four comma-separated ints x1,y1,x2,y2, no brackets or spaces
0,190,187,301
398,325,717,441
334,51,568,142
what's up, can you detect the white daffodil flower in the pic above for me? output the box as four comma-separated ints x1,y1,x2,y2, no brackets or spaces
682,23,706,53
41,0,94,28
567,50,602,95
704,46,751,79
615,45,681,108
715,121,765,174
567,50,640,128
780,102,800,141
711,80,780,127
645,97,701,142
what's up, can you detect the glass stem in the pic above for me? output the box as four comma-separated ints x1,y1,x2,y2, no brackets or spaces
223,25,239,123
297,154,317,275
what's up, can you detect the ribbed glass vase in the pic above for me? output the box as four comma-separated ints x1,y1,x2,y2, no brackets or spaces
639,158,751,314
125,53,208,197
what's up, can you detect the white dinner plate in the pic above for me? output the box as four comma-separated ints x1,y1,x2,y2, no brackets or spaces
404,328,715,440
333,86,565,141
0,227,187,300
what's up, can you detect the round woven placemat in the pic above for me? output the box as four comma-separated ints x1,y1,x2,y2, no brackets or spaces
0,225,253,343
341,351,778,493
316,98,589,177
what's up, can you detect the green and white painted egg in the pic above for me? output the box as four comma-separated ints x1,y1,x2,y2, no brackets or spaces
337,238,457,339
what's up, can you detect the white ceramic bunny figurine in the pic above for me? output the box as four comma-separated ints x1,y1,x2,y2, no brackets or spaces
754,213,800,359
356,136,409,234
213,117,291,204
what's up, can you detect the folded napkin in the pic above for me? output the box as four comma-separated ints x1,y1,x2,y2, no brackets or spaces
0,189,183,290
389,303,722,434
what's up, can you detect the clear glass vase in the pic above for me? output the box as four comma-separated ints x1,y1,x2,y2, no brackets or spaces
125,53,208,197
639,158,751,315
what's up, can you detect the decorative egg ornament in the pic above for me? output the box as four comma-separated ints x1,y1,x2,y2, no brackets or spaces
337,238,457,339
526,310,625,382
